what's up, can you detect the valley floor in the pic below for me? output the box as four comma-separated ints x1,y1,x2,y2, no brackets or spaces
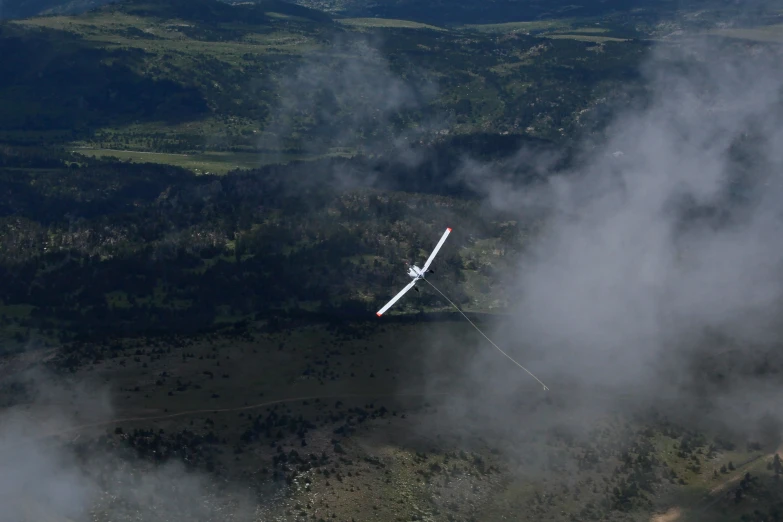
2,319,780,521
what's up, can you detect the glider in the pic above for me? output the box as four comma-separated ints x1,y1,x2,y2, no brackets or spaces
376,228,451,317
374,226,549,390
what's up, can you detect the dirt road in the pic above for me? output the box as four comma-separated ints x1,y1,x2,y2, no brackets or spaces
34,390,446,442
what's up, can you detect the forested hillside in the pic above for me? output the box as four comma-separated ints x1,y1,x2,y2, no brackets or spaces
1,0,652,155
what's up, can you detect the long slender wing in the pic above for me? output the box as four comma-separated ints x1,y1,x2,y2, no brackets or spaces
376,280,418,317
422,227,451,272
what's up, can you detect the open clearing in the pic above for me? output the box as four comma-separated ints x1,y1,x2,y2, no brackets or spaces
337,17,447,31
71,148,353,173
708,24,783,43
542,33,629,43
464,19,575,34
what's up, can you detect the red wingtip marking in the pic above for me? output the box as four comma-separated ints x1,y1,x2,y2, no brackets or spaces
376,312,382,317
447,227,452,232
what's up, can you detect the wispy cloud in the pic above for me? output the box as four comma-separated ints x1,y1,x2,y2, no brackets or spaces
0,370,258,521
428,36,783,445
260,33,439,158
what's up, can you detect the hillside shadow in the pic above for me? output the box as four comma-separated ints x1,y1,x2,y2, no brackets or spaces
0,157,204,224
0,23,210,145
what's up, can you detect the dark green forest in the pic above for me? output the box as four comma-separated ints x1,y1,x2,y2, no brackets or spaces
0,142,544,349
0,0,775,351
0,0,662,349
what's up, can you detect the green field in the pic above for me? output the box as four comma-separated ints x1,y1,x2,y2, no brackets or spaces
338,17,447,31
542,33,630,43
465,20,628,42
14,13,322,56
709,24,783,43
464,19,576,34
70,148,350,174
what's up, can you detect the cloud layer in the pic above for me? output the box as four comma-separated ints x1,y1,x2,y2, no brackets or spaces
0,371,259,522
447,37,783,442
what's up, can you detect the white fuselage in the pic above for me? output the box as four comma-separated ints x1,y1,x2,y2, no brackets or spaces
408,265,425,280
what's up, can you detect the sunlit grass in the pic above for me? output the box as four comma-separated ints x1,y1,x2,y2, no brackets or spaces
71,147,354,174
464,19,573,34
559,27,610,34
14,13,320,57
708,24,783,43
542,34,629,42
338,17,447,31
